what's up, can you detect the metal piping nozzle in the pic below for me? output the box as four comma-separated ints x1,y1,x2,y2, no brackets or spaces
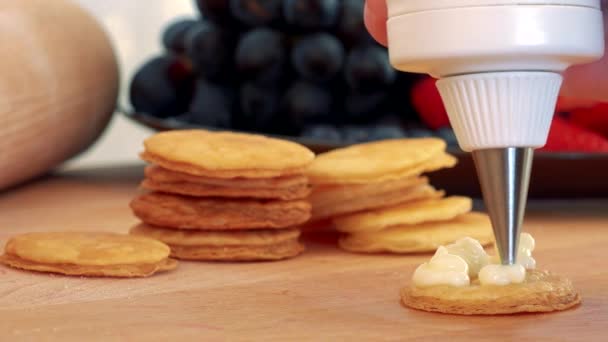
472,147,534,265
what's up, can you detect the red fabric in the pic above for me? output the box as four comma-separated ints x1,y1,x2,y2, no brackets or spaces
569,103,608,139
411,77,608,152
542,116,608,152
410,77,450,130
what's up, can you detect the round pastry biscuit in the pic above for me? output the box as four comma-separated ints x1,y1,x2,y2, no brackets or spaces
143,165,311,200
5,232,170,266
130,224,301,247
338,212,493,254
141,130,315,179
309,176,428,210
311,184,444,222
141,179,311,200
144,166,309,189
130,193,312,230
168,240,305,261
334,196,473,233
310,153,457,186
306,138,453,185
0,232,176,277
0,253,177,278
401,270,581,315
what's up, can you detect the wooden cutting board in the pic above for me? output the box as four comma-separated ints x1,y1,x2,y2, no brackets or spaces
0,165,607,341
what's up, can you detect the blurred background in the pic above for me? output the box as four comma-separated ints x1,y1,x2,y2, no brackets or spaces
70,0,608,169
67,0,196,169
2,0,605,196
67,0,445,169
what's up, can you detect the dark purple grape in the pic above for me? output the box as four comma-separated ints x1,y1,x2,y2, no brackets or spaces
367,125,407,141
172,113,194,124
292,33,344,83
407,128,434,138
336,0,367,47
437,127,458,146
236,83,280,130
235,28,285,85
301,125,341,142
375,114,404,127
283,0,339,30
162,18,198,54
283,81,332,126
345,45,397,92
195,0,233,25
188,80,232,128
230,0,282,26
344,91,388,123
129,55,193,118
341,125,371,144
388,72,423,121
185,22,235,80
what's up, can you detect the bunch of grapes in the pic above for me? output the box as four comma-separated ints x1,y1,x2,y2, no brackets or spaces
130,0,437,144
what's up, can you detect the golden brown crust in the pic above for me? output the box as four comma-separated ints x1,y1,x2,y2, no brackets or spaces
307,138,453,185
315,153,456,185
141,130,314,178
338,212,493,253
141,179,311,201
4,232,170,266
0,253,177,278
141,152,307,179
168,239,305,261
311,184,444,221
130,193,311,230
130,224,301,247
298,219,334,232
309,176,428,209
333,196,473,233
145,165,309,189
401,270,581,315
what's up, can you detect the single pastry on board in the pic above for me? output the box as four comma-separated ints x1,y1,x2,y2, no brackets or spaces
0,232,177,277
401,233,581,315
130,130,314,261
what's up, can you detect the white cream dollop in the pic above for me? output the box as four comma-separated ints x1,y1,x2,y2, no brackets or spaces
412,246,470,288
478,264,526,286
411,233,538,288
491,232,536,269
445,237,489,278
517,232,536,269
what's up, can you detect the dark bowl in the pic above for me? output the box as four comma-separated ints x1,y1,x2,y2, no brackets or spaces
123,110,608,199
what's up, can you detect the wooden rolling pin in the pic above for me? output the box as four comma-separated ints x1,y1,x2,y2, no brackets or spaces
0,0,119,190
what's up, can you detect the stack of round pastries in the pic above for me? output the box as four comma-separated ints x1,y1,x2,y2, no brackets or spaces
130,130,315,261
305,138,494,253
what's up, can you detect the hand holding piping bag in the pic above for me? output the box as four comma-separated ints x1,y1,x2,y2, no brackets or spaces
364,0,608,104
364,0,608,152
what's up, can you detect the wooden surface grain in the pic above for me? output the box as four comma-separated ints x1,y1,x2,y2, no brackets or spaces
0,165,607,341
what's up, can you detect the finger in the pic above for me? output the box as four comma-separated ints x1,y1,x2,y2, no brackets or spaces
561,50,608,103
561,4,608,102
364,0,388,46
